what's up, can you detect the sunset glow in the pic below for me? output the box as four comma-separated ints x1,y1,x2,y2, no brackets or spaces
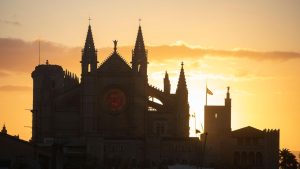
1,0,300,152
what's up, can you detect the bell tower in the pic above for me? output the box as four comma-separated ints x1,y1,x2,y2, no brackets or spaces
81,23,98,135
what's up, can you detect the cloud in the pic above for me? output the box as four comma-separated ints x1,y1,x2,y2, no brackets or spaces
1,38,300,76
146,45,300,61
0,71,10,77
0,19,21,26
0,38,81,73
0,85,31,92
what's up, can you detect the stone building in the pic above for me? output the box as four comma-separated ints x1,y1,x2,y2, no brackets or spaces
30,24,199,168
202,87,280,169
0,125,51,169
28,23,280,169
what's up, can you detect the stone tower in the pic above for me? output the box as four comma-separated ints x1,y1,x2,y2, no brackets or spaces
31,61,64,143
130,25,148,137
81,24,98,135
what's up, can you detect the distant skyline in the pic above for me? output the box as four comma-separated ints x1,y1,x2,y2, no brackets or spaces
1,0,300,151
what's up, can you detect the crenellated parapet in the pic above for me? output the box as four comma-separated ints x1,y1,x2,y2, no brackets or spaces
32,63,63,78
263,129,280,137
64,69,79,90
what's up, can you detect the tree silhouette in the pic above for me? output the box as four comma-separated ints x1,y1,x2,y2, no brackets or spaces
279,148,298,169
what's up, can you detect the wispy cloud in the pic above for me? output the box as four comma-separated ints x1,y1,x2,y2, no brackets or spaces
0,71,10,77
147,45,300,61
1,38,300,75
0,19,21,26
0,85,31,92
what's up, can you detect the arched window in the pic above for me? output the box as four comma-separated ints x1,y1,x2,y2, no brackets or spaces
214,113,218,119
88,64,91,72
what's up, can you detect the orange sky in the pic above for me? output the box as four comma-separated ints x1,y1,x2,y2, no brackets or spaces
1,0,300,151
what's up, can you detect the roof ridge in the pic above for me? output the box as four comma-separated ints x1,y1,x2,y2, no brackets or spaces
98,52,131,69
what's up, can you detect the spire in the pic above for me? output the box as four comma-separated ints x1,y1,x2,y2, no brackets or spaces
175,63,189,137
131,23,148,75
1,124,7,134
164,71,171,94
134,25,146,54
176,62,187,94
81,23,98,76
83,25,96,52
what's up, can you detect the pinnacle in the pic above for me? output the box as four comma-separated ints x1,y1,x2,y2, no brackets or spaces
84,24,95,51
164,71,169,79
134,25,145,53
176,63,187,93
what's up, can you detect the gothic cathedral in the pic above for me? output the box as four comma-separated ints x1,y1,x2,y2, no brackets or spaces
31,24,196,167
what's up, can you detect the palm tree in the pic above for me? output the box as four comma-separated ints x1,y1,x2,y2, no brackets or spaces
279,148,298,169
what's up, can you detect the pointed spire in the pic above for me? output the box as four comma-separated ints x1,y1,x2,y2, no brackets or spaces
81,23,98,76
134,25,146,54
84,24,96,52
176,62,187,94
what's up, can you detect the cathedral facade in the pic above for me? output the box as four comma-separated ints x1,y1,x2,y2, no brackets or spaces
28,23,280,169
31,24,199,168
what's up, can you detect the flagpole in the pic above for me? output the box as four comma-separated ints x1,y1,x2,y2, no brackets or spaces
194,112,196,135
205,82,207,106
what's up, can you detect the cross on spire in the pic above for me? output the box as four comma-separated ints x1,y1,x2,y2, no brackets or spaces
88,17,92,25
139,18,142,26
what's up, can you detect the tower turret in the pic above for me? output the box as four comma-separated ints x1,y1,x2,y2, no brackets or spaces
164,71,171,94
31,61,64,143
81,24,98,135
81,24,98,79
131,25,148,77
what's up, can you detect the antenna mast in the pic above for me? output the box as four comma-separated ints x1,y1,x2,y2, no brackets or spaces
38,40,41,65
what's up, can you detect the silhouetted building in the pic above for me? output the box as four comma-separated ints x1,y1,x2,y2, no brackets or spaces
202,87,280,169
30,24,199,168
0,125,51,169
28,23,280,169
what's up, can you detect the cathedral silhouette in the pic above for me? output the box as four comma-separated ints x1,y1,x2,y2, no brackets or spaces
31,23,194,168
0,23,279,169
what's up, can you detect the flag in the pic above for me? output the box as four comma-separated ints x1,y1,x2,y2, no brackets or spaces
206,87,213,95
